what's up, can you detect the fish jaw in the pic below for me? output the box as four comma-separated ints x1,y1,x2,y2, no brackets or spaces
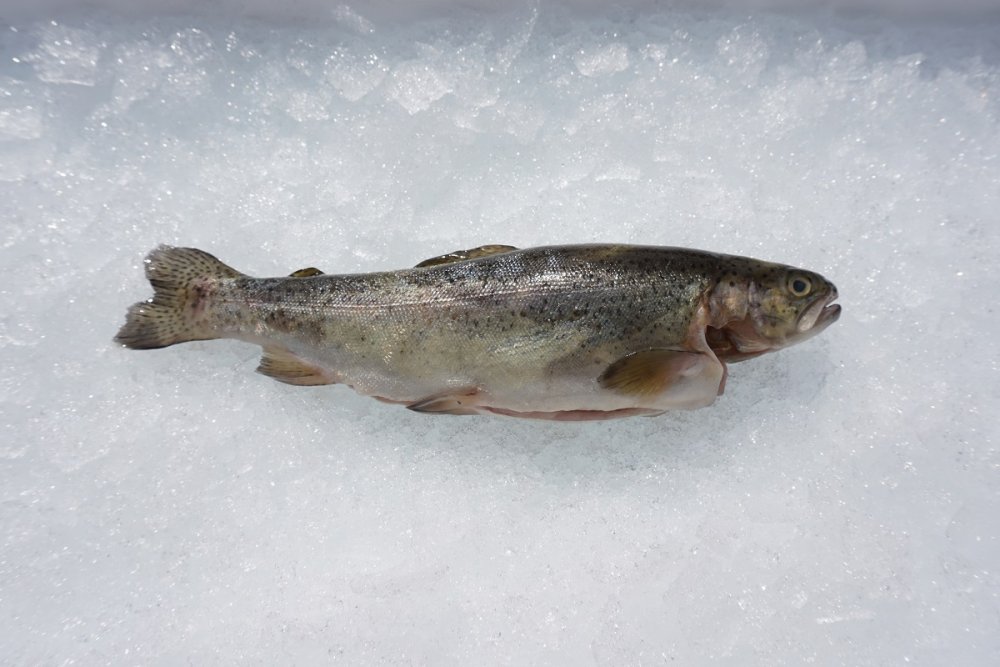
797,286,841,334
786,288,841,348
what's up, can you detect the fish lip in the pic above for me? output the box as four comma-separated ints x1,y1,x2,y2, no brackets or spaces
797,288,841,333
821,302,842,325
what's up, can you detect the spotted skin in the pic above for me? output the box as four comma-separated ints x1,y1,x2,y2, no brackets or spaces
115,244,840,419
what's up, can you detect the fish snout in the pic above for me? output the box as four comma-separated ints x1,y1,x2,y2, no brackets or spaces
796,285,841,333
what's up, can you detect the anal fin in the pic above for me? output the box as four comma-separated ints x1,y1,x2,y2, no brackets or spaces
407,389,481,415
415,245,518,268
257,346,335,386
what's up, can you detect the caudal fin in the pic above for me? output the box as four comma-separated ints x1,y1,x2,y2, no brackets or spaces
114,245,245,349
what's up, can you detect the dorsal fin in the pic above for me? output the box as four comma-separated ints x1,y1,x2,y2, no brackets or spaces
289,267,324,277
415,245,518,268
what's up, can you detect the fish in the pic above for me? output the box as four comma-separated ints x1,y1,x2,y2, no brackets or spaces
114,244,840,421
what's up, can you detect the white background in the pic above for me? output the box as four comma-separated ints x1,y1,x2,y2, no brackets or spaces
1,1,998,664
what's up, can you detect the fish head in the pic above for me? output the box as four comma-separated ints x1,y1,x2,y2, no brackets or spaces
712,264,841,359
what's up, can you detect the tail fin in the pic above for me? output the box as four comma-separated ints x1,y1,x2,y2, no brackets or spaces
115,245,245,349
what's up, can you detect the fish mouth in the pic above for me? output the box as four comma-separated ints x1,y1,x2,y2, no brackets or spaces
797,287,841,333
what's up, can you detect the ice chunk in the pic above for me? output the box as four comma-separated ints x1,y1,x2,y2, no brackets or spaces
332,4,376,35
169,27,214,64
575,42,630,77
24,22,101,86
0,78,44,141
715,25,769,86
387,59,453,113
324,48,389,101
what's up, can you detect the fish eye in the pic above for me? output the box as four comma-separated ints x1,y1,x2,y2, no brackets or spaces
788,276,812,296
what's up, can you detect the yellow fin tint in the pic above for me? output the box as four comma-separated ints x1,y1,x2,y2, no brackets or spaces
256,347,334,386
415,245,518,268
289,267,324,277
598,349,708,397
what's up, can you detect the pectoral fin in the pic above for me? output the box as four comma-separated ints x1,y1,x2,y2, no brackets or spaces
599,348,724,408
415,245,518,268
257,346,335,386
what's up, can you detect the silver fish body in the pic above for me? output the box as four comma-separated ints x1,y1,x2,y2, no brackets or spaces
116,244,840,420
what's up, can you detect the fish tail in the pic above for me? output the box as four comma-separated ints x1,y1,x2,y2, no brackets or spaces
114,245,245,349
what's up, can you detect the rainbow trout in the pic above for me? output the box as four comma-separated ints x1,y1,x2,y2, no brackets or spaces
115,244,840,420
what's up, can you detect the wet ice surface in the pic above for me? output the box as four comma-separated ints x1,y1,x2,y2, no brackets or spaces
2,5,999,664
